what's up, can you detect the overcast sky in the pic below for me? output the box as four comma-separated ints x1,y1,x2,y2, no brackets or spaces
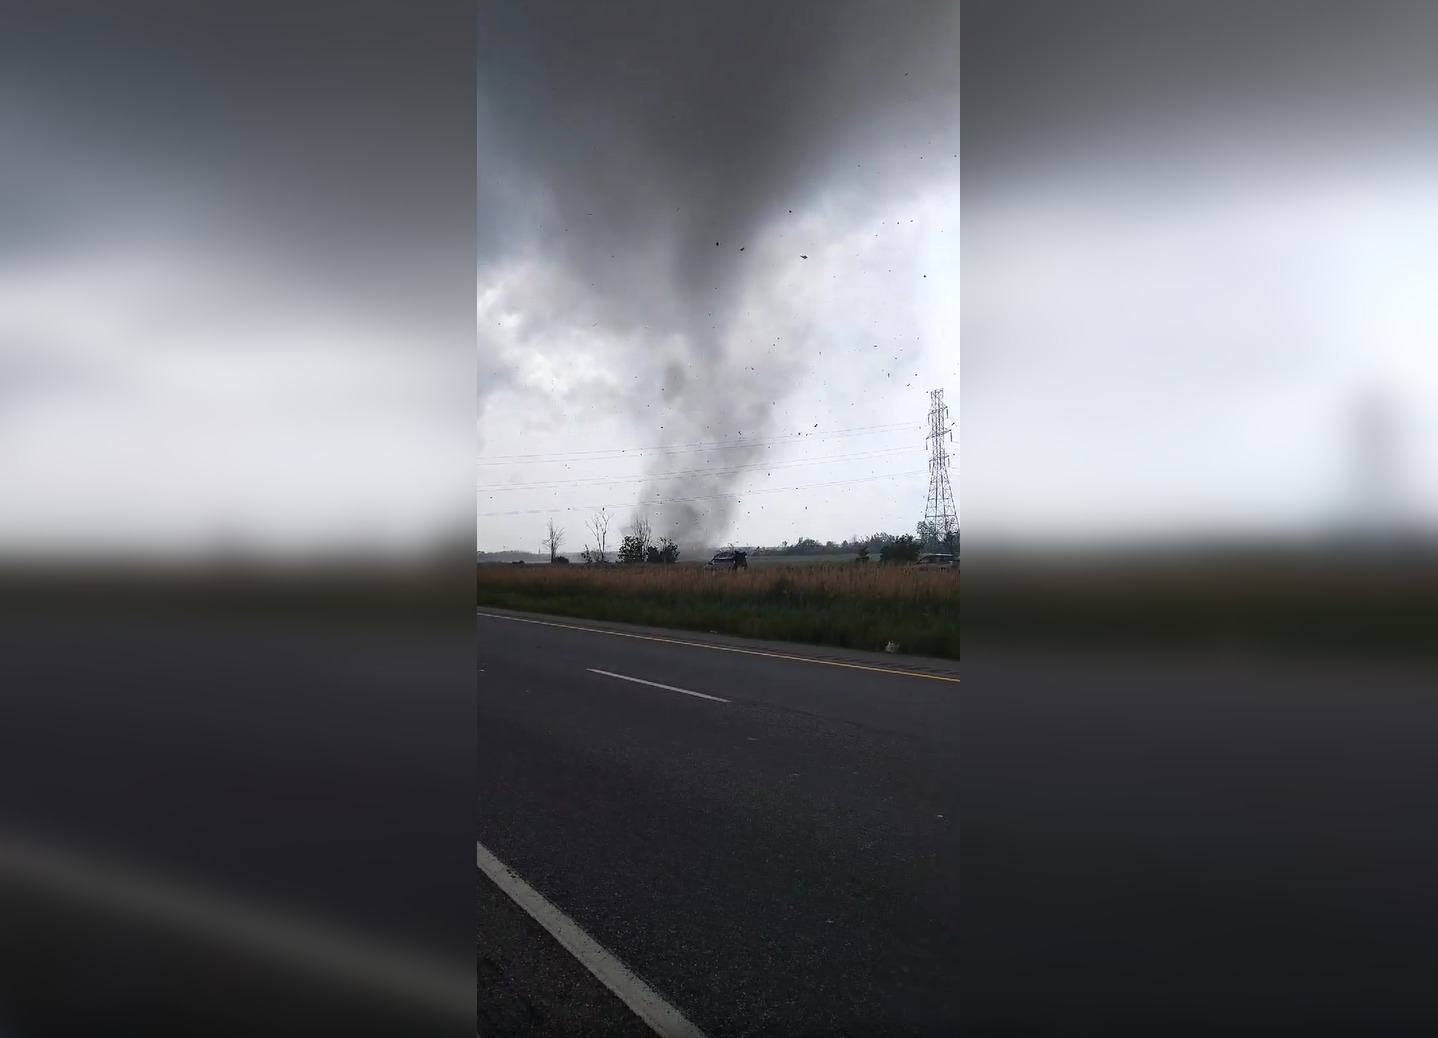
963,1,1438,544
11,5,1435,560
0,7,474,560
0,8,471,557
476,2,960,554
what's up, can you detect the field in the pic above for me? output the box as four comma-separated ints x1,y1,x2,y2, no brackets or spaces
963,550,1438,658
476,561,959,658
743,553,854,566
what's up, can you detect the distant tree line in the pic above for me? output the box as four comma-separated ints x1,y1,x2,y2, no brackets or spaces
749,526,958,562
547,511,955,567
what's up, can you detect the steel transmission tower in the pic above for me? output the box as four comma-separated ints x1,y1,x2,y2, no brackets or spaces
922,388,958,550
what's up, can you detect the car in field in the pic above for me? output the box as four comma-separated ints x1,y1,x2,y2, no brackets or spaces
917,553,957,569
705,549,748,571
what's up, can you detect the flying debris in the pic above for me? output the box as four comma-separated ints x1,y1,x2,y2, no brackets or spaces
477,3,957,548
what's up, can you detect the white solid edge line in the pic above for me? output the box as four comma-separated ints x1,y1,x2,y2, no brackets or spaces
476,840,710,1038
0,835,473,1020
476,610,961,684
587,668,731,703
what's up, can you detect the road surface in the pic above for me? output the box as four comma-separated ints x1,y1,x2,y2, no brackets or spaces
0,608,475,1035
476,608,962,1037
480,610,1438,1035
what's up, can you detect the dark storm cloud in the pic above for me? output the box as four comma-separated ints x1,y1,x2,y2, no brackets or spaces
962,0,1438,188
1,2,473,317
479,1,957,292
1,1,476,558
477,0,959,545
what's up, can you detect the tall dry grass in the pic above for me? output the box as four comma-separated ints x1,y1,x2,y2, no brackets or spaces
476,562,959,657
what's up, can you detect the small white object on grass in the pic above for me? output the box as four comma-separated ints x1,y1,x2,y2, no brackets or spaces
885,641,900,653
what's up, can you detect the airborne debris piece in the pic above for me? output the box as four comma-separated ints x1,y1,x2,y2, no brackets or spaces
800,254,808,259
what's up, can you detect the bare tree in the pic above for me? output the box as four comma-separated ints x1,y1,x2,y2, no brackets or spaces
628,514,653,553
585,507,612,563
543,518,565,562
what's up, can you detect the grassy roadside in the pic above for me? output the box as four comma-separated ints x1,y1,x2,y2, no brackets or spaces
962,553,1438,658
476,562,959,658
0,562,466,629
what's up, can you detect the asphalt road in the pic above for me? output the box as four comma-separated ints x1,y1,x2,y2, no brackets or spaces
480,610,1438,1036
0,608,475,1035
476,609,962,1038
959,644,1438,1034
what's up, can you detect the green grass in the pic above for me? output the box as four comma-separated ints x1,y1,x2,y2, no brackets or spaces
961,555,1438,658
477,561,959,658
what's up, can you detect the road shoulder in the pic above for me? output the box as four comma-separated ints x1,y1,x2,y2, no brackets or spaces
477,606,961,680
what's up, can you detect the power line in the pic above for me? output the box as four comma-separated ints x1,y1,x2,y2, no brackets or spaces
476,469,929,518
476,421,921,467
476,445,924,491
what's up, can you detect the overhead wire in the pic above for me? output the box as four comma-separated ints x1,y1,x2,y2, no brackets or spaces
476,444,925,491
476,421,921,467
475,469,929,517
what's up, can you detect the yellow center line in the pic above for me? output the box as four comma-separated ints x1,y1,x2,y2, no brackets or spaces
477,611,960,683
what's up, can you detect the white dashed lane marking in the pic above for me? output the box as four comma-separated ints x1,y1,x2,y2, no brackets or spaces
586,668,731,704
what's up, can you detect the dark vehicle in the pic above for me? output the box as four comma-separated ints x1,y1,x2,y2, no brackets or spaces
917,553,957,569
706,550,748,571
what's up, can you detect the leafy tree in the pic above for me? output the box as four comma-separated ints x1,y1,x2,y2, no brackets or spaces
880,534,921,563
617,534,646,564
855,544,871,563
917,521,959,554
773,536,822,556
645,537,680,564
